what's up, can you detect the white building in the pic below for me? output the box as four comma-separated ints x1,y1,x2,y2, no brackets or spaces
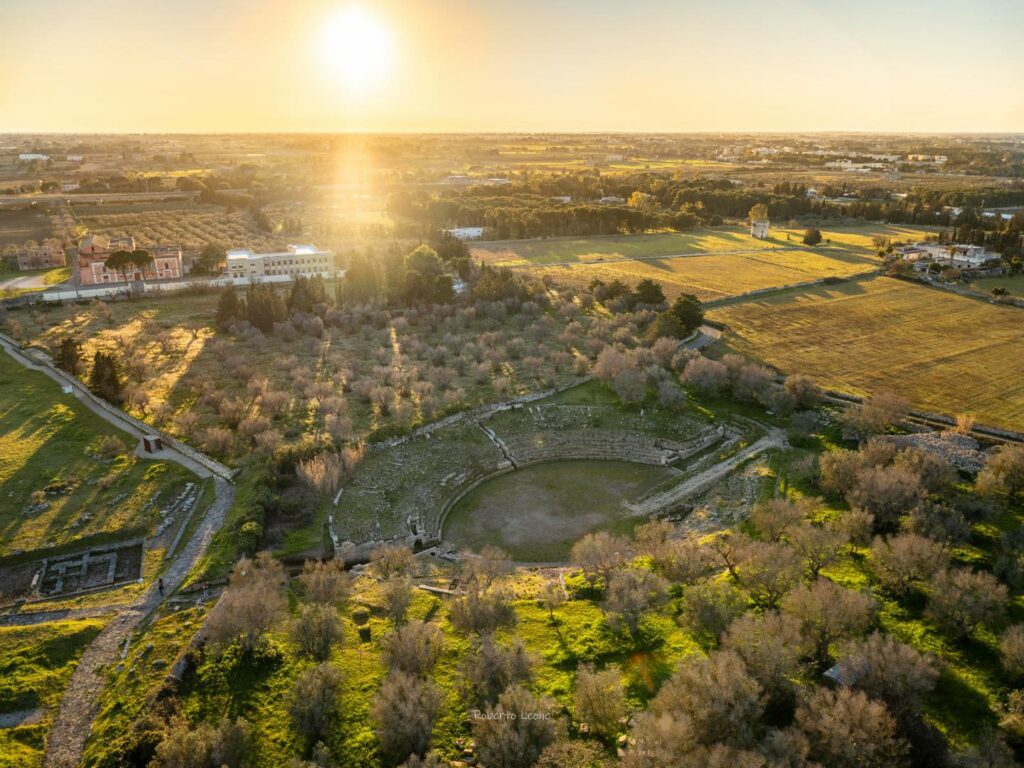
226,244,335,281
750,220,770,239
18,153,49,162
896,242,1000,270
61,181,79,192
445,227,485,240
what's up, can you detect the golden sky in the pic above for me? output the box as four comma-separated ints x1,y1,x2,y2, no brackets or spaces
1,0,1022,133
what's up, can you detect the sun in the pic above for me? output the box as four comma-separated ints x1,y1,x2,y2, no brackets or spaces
322,6,394,91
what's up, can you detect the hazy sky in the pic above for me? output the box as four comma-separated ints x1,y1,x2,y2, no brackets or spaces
1,0,1022,133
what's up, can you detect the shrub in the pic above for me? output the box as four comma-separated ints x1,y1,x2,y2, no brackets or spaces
383,620,445,677
926,569,1008,637
574,664,627,739
795,687,908,768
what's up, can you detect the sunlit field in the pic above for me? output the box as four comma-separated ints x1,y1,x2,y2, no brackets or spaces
0,352,194,556
710,275,1024,430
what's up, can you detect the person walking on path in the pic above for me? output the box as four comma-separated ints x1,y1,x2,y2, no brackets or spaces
157,578,165,597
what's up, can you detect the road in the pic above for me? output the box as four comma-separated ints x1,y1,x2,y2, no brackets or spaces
0,272,54,292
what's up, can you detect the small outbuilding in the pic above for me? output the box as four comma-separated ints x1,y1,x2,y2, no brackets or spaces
142,435,164,453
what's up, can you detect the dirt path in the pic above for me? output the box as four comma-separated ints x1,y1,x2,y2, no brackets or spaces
43,477,234,768
628,428,788,516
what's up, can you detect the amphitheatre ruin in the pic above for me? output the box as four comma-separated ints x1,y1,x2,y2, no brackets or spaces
331,383,787,561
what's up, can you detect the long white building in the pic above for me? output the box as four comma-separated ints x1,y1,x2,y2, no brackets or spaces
226,244,335,280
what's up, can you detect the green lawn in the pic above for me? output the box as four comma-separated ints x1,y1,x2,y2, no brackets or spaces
0,618,107,768
0,352,195,557
969,273,1024,299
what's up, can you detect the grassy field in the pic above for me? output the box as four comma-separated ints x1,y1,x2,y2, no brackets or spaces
0,618,107,768
444,460,678,561
471,224,939,267
710,276,1024,430
969,273,1024,299
536,248,878,302
0,352,194,557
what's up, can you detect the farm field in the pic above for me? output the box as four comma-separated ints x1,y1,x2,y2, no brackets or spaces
471,228,777,266
710,275,1024,430
0,351,195,557
536,247,878,302
443,459,678,561
69,200,283,252
0,618,107,768
470,223,940,267
0,208,53,248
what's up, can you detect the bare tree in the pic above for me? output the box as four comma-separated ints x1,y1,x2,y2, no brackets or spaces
788,522,848,579
735,541,803,609
204,552,287,653
371,543,417,579
1000,624,1024,677
846,465,925,531
372,671,442,767
648,651,763,748
749,498,807,543
869,534,947,596
795,687,908,768
461,546,514,593
472,685,562,768
781,578,875,667
722,611,807,703
926,568,1008,638
841,391,910,441
459,636,534,709
678,580,748,643
449,588,516,636
837,633,940,716
602,569,669,635
784,374,823,409
292,604,344,661
383,619,445,677
976,444,1024,501
380,575,414,624
289,663,343,743
536,740,612,768
299,558,351,605
575,663,627,739
570,531,631,585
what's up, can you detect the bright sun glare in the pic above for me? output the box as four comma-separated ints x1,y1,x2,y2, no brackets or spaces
322,6,394,91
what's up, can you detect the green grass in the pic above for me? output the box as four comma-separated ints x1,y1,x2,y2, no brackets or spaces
969,273,1024,299
471,228,780,266
444,460,678,561
0,352,195,557
710,275,1024,431
0,618,107,768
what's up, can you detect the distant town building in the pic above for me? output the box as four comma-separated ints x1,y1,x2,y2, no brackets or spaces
77,234,183,285
599,195,626,205
750,219,770,239
61,181,79,192
18,153,50,162
66,154,84,162
445,227,485,240
226,244,334,280
445,175,473,185
552,195,572,203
